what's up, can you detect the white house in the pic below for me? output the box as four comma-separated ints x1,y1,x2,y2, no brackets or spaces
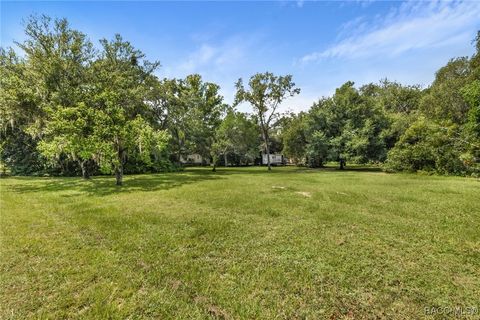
180,154,210,165
262,153,285,165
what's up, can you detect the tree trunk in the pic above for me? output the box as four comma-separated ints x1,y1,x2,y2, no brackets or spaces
115,148,124,186
265,146,272,171
224,153,228,167
115,165,123,186
176,151,182,166
264,131,271,171
80,160,90,179
212,164,216,172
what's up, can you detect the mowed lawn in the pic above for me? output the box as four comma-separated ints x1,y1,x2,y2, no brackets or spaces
1,167,479,319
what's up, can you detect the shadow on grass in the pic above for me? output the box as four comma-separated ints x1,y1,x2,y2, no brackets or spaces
206,165,383,174
5,165,383,197
317,166,383,173
190,165,382,174
6,171,223,197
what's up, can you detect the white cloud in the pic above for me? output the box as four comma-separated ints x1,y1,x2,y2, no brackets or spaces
161,32,267,109
176,34,260,76
179,44,216,73
278,92,321,114
300,0,480,63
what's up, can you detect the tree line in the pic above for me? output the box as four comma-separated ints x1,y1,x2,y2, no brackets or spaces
1,15,479,185
282,36,479,176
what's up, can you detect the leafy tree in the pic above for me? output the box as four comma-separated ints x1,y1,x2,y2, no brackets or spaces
211,110,259,170
305,82,389,168
37,102,98,178
305,131,329,167
234,72,300,170
420,57,471,124
150,75,225,165
282,113,308,165
1,15,94,176
462,80,480,137
368,79,423,114
148,78,188,163
459,80,480,173
90,35,169,185
0,128,47,175
0,47,39,132
384,117,468,174
212,110,236,168
386,32,480,175
0,48,44,175
181,75,226,163
17,15,95,129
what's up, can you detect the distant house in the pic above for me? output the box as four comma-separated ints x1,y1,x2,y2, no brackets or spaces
262,153,286,166
180,154,210,165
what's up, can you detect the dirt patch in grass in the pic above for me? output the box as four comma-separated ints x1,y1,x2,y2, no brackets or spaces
295,191,312,198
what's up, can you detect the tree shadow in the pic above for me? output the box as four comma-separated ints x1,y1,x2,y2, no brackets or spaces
6,171,223,197
188,166,313,175
316,166,383,173
5,165,384,197
342,167,383,172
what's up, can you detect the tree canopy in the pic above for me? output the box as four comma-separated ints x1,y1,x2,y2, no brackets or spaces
1,15,479,180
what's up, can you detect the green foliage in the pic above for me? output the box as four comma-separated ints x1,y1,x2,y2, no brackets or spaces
282,114,308,164
235,72,300,169
384,33,480,175
1,15,479,178
37,102,98,168
305,131,329,167
279,32,480,175
367,79,423,114
459,79,480,174
150,75,226,164
385,118,473,175
299,82,389,167
419,57,471,124
462,80,480,136
0,16,172,183
1,128,47,175
211,110,260,167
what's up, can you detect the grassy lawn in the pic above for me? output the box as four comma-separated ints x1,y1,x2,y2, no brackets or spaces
1,166,479,319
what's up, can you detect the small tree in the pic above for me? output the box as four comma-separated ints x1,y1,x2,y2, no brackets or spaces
211,110,259,170
234,72,299,170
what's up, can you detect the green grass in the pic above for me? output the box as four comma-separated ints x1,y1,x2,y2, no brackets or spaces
1,166,479,319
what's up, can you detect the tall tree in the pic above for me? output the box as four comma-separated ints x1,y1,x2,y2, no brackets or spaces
420,57,471,124
90,35,169,185
0,48,45,175
1,15,96,176
150,75,225,165
234,72,300,170
182,74,226,163
17,15,95,128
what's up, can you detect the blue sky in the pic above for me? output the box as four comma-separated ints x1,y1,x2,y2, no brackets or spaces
2,1,480,112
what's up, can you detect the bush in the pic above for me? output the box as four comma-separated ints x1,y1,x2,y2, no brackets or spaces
384,117,471,175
